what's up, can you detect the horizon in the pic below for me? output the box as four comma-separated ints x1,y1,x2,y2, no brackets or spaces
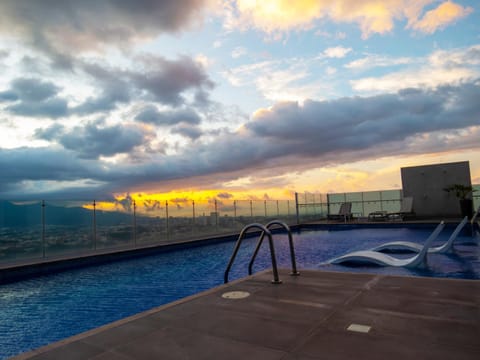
1,1,479,201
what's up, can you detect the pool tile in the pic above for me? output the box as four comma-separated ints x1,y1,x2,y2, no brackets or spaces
114,327,286,360
25,341,104,360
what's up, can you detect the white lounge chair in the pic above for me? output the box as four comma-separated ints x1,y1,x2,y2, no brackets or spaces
371,217,468,254
329,221,445,268
328,202,352,222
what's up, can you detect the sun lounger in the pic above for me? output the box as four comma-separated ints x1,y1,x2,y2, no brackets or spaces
327,202,352,222
328,221,445,268
371,217,467,254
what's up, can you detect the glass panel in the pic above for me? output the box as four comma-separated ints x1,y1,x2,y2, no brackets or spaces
44,200,93,258
96,203,134,250
216,200,236,232
192,200,218,237
135,200,167,245
345,192,362,202
472,184,480,212
166,199,194,241
0,200,43,264
381,190,402,201
328,193,346,205
363,191,381,202
251,200,265,221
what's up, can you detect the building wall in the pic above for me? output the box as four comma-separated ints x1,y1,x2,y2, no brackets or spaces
401,161,471,218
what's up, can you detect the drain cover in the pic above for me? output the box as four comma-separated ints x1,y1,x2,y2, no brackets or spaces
347,324,371,333
221,291,250,299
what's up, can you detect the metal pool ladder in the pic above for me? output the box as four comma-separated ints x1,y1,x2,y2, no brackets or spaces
223,220,300,284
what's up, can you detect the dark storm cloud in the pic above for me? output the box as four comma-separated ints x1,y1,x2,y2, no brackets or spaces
135,106,202,126
0,0,209,62
3,80,480,199
34,121,154,159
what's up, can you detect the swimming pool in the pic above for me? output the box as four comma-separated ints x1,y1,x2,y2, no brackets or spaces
1,224,478,359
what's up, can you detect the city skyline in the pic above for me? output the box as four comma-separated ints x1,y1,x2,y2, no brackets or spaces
0,0,479,202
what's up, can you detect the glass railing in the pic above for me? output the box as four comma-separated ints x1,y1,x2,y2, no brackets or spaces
473,184,480,212
1,184,478,266
0,199,297,265
296,189,403,222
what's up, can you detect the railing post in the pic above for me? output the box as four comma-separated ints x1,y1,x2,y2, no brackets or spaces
133,200,137,247
361,192,365,217
192,200,196,228
166,201,169,240
327,193,331,217
250,200,253,219
41,200,46,258
264,200,267,218
295,192,300,225
214,199,218,230
380,191,384,212
93,200,97,250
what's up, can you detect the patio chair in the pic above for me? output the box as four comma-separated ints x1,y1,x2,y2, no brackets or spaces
327,202,352,222
371,217,468,254
328,221,445,268
387,196,415,220
471,205,480,224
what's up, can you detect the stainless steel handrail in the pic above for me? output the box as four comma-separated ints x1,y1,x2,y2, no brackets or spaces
224,223,282,284
248,220,300,277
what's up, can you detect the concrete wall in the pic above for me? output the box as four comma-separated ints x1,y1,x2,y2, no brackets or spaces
401,161,471,218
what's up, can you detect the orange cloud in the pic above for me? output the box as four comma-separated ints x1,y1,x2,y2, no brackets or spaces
228,0,472,38
409,1,473,34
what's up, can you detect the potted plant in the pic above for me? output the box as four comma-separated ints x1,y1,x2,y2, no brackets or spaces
443,184,476,219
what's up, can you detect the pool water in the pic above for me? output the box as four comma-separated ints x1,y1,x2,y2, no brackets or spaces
0,225,478,359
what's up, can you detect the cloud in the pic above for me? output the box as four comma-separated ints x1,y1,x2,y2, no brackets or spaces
0,90,18,102
345,54,414,70
135,106,202,126
323,46,352,58
34,120,155,159
0,0,210,59
224,0,472,39
3,80,480,199
409,1,474,34
222,58,327,102
9,78,59,101
1,78,69,118
231,46,247,58
128,55,215,106
243,81,480,166
171,124,203,140
351,45,480,93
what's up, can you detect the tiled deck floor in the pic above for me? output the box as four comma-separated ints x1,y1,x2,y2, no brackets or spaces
12,269,480,360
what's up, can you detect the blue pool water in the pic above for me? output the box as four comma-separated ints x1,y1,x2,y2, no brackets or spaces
1,225,479,359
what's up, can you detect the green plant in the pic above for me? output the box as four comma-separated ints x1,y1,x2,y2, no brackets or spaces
443,184,476,200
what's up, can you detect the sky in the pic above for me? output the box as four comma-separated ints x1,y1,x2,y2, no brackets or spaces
0,0,479,203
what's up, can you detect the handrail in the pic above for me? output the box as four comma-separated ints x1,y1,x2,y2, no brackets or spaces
248,220,300,277
224,223,282,284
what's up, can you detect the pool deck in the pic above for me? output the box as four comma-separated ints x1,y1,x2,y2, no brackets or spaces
11,269,480,360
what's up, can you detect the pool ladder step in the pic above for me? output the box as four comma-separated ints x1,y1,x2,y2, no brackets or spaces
224,220,300,284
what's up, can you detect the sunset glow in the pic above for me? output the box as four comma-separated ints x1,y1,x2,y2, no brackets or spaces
0,1,479,202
